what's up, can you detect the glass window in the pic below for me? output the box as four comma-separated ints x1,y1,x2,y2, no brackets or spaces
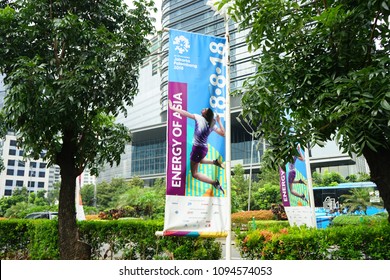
38,182,44,188
152,61,158,76
39,163,46,169
19,150,24,156
10,140,17,147
30,162,37,168
7,160,15,166
17,170,25,176
16,180,23,187
4,189,12,196
39,171,45,178
8,149,16,156
6,169,14,175
5,180,13,186
131,139,166,176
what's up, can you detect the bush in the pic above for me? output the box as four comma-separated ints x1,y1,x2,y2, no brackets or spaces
232,210,275,224
270,203,287,220
85,215,100,221
331,213,388,227
0,219,222,260
0,219,30,259
235,218,390,260
27,220,59,259
253,220,290,231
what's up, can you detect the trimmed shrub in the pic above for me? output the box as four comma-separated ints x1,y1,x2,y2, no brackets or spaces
235,219,390,260
232,210,274,224
0,219,221,260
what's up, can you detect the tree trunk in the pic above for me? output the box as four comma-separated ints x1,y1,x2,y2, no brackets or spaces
363,146,390,223
57,132,91,259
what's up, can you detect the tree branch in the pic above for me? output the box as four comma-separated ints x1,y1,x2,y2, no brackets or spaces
365,10,380,66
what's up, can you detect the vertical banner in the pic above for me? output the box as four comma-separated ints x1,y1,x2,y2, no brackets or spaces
76,175,86,221
279,145,316,227
163,29,227,237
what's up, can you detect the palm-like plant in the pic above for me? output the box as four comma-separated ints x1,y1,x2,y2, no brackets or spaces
340,188,383,215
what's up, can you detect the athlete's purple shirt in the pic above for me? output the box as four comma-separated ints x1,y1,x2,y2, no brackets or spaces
192,114,216,147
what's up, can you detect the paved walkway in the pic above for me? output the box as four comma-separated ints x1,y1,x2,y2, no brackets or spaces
216,237,243,260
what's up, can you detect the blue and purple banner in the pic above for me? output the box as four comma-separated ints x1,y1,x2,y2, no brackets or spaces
163,29,228,237
279,146,316,227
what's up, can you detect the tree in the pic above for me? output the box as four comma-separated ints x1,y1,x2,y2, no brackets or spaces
218,0,390,220
256,164,280,187
80,183,95,207
231,164,250,211
115,181,165,218
253,183,281,210
0,0,155,259
0,187,29,216
46,181,60,206
322,171,345,186
252,166,281,210
340,187,383,215
95,177,140,209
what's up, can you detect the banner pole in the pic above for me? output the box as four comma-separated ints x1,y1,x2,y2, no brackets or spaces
224,19,232,260
304,147,317,228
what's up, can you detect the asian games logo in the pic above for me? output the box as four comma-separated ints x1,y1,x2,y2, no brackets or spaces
173,35,190,54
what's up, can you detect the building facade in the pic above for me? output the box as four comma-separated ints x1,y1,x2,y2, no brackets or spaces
0,132,59,196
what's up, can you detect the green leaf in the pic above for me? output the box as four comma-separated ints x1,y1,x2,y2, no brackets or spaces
382,1,389,10
380,99,390,111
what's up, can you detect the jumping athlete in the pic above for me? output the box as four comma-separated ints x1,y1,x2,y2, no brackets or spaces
287,145,308,202
168,100,225,194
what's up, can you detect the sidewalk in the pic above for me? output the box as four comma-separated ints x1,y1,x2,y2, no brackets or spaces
216,237,243,260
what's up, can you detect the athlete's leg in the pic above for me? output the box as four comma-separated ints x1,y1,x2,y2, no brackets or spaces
200,158,225,168
200,158,213,164
190,161,215,184
293,179,306,185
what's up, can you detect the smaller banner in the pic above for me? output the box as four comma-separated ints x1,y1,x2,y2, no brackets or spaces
279,146,315,227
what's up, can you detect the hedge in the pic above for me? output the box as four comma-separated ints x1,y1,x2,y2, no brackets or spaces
0,219,221,260
235,219,390,260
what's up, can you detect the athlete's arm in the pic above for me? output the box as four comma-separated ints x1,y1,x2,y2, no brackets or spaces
168,100,195,119
296,144,304,161
215,115,225,137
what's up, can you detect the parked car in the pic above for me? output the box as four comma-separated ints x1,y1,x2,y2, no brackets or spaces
25,211,58,220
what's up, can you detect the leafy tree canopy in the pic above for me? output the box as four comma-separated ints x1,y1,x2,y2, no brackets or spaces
215,0,390,218
0,0,156,175
223,0,390,167
0,0,156,259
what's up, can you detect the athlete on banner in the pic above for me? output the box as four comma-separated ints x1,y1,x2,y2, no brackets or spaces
168,100,225,193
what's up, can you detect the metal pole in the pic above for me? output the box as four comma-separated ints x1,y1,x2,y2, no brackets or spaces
247,134,254,211
304,147,317,228
93,183,97,208
224,19,232,261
